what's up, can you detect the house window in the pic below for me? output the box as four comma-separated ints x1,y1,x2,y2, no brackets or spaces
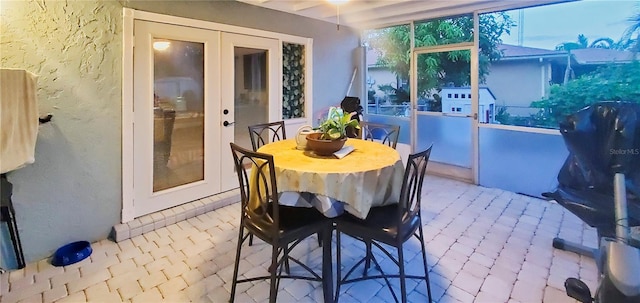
454,94,459,98
282,42,305,119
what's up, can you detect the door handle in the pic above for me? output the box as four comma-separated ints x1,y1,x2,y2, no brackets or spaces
223,121,235,127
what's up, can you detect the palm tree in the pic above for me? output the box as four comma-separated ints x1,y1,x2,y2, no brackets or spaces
621,11,640,53
555,34,588,51
555,34,617,83
555,34,614,51
589,37,614,49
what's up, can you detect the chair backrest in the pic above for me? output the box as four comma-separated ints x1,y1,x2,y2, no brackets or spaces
398,145,432,225
360,121,400,149
248,121,287,151
230,143,280,233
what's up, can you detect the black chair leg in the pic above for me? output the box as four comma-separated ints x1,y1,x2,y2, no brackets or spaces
322,224,333,303
284,246,291,275
363,239,372,275
229,226,245,302
398,244,407,303
317,231,323,247
334,230,342,302
269,244,279,303
249,234,254,246
418,227,433,303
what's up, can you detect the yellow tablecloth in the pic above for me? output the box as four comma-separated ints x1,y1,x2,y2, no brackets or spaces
256,138,404,219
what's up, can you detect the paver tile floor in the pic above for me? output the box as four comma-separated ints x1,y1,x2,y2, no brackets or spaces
0,175,595,302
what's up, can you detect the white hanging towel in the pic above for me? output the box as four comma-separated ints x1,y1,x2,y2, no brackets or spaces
1,68,39,174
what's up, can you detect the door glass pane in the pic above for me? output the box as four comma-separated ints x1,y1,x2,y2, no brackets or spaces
414,14,474,47
416,50,473,168
416,50,474,114
417,115,472,168
234,47,268,148
363,24,411,117
153,39,204,192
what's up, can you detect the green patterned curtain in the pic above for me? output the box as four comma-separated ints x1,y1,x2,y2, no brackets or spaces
282,43,305,119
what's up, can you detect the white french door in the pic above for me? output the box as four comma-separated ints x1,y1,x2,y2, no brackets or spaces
132,20,220,217
219,33,280,192
131,20,280,218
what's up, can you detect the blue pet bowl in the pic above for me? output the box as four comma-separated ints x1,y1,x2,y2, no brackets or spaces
51,241,92,267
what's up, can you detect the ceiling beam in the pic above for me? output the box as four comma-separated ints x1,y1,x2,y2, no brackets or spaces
293,1,326,11
321,0,417,18
355,0,507,29
340,0,480,24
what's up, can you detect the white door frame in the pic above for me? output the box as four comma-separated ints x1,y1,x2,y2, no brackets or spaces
122,8,313,222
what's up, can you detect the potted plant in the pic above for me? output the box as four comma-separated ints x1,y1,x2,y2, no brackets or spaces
306,107,360,155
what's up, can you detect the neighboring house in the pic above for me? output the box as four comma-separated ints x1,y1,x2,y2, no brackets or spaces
366,49,401,103
483,45,565,117
485,44,639,117
441,87,496,123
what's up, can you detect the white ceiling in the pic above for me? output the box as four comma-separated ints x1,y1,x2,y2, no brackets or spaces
237,0,564,30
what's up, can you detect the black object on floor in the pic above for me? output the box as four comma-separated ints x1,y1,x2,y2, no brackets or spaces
1,174,26,269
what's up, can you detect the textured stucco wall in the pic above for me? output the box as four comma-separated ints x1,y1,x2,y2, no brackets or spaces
1,0,123,263
1,0,360,263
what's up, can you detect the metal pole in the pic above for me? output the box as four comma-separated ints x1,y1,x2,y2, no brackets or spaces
613,173,629,241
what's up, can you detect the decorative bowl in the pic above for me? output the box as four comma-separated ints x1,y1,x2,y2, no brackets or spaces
51,241,92,267
306,133,347,156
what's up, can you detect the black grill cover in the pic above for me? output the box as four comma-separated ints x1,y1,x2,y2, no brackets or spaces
546,101,640,229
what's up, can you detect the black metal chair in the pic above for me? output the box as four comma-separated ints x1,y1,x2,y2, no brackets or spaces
229,143,333,303
334,145,433,303
248,121,287,151
359,121,400,149
247,121,287,246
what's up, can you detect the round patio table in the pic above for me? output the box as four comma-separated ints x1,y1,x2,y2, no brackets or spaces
256,138,404,218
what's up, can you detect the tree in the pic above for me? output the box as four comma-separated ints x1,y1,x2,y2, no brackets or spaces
621,10,640,53
555,34,589,51
555,34,616,51
555,34,619,84
365,13,514,104
589,37,615,49
530,61,640,128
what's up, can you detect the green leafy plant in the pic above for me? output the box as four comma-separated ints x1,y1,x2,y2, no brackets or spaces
315,107,360,140
530,61,640,128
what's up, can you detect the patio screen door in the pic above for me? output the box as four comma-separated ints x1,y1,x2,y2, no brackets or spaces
413,47,476,182
132,20,220,217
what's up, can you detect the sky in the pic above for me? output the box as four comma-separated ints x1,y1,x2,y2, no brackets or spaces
500,0,640,50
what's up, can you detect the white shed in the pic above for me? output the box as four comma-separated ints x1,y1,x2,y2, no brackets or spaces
441,87,496,123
